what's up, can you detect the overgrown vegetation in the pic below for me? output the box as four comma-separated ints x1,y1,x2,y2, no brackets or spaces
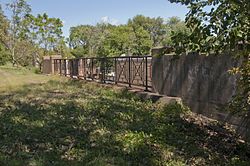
168,0,250,118
0,67,249,165
0,0,249,164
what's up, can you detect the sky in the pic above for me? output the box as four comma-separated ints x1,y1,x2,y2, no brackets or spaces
0,0,188,37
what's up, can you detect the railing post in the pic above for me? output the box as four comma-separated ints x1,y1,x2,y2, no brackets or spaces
73,59,77,77
53,59,56,74
76,59,79,78
72,60,75,77
54,60,56,74
56,60,58,74
114,58,117,84
91,58,94,80
59,60,62,75
64,60,67,76
128,57,131,87
84,59,86,80
69,60,72,78
145,56,149,91
101,58,106,83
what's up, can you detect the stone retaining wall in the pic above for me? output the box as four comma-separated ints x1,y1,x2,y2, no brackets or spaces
151,53,249,139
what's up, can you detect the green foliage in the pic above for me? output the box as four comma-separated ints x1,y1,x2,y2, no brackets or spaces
169,0,249,53
0,68,249,165
69,15,189,57
163,17,191,54
128,15,167,47
13,40,36,67
22,13,64,69
55,38,73,58
69,15,190,57
69,25,94,57
0,26,10,65
168,0,250,114
228,59,250,115
69,24,113,57
6,0,32,65
0,48,10,66
1,1,65,69
0,5,10,65
32,67,42,74
103,25,134,56
28,13,63,51
130,26,153,55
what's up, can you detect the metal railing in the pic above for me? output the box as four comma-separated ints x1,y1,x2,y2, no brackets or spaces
53,56,152,91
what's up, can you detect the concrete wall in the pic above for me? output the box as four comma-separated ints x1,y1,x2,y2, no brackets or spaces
152,53,250,140
42,56,52,74
42,55,62,74
152,53,242,121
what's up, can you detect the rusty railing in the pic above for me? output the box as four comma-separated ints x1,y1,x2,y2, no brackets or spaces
53,56,152,91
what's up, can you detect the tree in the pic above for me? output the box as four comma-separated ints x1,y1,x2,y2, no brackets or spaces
103,25,134,56
7,0,31,66
55,38,73,58
91,23,113,57
168,0,250,115
69,25,93,56
14,40,35,66
28,13,63,69
0,5,10,65
163,17,190,54
128,15,166,47
130,26,152,55
69,15,190,57
169,0,249,53
69,23,114,57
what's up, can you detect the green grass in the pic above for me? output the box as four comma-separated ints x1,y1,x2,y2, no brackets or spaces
0,65,54,92
0,66,249,166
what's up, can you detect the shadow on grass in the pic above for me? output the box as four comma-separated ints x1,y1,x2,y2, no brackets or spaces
0,79,249,166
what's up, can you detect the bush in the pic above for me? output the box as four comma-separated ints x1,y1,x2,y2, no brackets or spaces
0,47,10,66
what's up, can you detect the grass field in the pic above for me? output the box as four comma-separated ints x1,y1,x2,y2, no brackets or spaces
0,66,249,166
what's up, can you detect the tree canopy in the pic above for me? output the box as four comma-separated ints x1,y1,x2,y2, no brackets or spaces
69,15,188,57
0,5,9,65
169,0,250,54
0,0,65,67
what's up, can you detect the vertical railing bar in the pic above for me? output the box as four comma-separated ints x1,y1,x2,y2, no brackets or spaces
57,60,59,74
78,59,80,78
128,57,131,87
53,60,56,74
76,59,79,77
145,56,148,91
102,58,105,83
82,59,85,79
59,60,62,75
84,58,86,80
114,58,117,84
77,59,79,78
54,60,56,74
72,60,74,77
91,58,94,80
64,59,67,76
70,60,73,78
55,60,57,74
